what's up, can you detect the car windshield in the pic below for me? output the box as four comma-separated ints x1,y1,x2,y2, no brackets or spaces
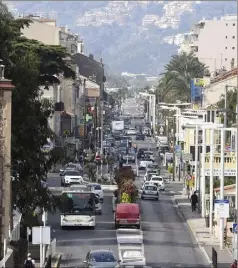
148,164,159,169
145,152,153,155
91,252,116,262
60,192,95,215
89,184,101,190
64,171,81,176
148,170,158,174
145,186,157,191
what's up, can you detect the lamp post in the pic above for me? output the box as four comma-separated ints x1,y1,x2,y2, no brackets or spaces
139,92,156,131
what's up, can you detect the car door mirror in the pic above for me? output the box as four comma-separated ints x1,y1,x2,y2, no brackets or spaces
83,261,87,264
118,259,121,263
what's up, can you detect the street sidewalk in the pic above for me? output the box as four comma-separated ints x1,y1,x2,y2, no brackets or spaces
173,193,233,268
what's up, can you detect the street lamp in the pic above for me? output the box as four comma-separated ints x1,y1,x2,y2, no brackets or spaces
139,92,156,131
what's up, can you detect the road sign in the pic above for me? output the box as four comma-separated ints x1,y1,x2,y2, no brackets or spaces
214,200,229,218
175,145,181,152
32,226,51,244
96,155,101,161
63,129,70,136
183,153,192,161
233,223,237,233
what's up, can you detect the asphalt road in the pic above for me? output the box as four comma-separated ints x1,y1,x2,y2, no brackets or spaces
46,100,210,267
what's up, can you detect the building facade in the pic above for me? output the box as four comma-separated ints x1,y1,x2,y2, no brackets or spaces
0,64,15,264
203,67,237,108
179,15,237,75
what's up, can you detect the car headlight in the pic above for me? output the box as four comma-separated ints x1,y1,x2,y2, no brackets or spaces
115,265,120,268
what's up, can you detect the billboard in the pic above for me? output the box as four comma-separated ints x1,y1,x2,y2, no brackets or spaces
190,78,210,102
112,121,124,131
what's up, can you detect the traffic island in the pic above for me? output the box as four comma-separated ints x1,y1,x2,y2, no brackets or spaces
51,253,62,268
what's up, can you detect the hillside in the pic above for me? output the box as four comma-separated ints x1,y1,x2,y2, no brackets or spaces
7,1,237,75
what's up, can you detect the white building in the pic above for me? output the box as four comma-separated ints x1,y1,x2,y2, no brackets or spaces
179,15,237,75
202,67,237,108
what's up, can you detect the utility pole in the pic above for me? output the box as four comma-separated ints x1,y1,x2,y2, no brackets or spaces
224,85,228,128
100,60,105,177
173,116,176,181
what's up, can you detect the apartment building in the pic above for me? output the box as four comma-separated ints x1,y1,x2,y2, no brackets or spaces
179,15,237,75
21,15,84,54
0,63,16,267
20,15,85,137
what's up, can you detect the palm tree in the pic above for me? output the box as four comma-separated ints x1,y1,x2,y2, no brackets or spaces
157,52,207,103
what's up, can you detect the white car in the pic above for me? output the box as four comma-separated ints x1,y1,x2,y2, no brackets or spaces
87,183,104,202
127,128,137,135
149,176,165,191
144,151,155,161
61,171,84,187
138,159,153,170
144,170,160,182
140,183,159,201
95,194,102,215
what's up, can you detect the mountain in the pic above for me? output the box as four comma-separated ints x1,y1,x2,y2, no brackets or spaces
6,1,237,75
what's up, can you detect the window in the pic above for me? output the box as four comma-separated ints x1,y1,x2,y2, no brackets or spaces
225,58,227,61
225,47,227,49
232,36,235,39
225,36,228,39
232,47,235,49
233,23,235,26
226,23,228,26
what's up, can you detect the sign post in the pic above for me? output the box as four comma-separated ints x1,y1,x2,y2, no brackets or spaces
32,226,51,267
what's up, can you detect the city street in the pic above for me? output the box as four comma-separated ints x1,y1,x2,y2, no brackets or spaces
46,110,210,268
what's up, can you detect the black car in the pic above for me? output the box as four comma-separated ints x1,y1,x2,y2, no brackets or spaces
136,133,145,140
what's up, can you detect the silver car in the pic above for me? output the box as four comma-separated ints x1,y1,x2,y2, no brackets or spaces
84,249,121,268
140,184,159,201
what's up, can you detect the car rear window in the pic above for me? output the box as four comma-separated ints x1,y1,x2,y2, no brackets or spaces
152,177,163,181
91,252,116,262
145,186,157,191
65,171,80,176
91,184,101,190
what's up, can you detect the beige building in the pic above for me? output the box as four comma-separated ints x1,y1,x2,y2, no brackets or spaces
21,15,84,54
21,16,85,136
203,67,237,108
179,15,237,75
0,63,17,267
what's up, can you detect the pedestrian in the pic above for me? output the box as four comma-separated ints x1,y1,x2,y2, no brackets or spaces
24,253,35,268
190,191,198,212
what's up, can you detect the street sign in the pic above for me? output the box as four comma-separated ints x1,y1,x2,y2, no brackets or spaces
32,226,51,244
204,168,236,177
63,129,70,136
214,200,229,218
183,153,193,161
233,223,237,233
175,145,181,152
96,155,101,161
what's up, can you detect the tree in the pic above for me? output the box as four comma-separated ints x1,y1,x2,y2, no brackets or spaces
156,52,207,103
216,88,237,127
0,2,75,220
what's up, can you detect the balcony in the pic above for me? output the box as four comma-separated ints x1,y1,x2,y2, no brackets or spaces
204,152,236,176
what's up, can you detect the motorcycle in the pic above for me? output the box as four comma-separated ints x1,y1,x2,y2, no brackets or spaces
231,260,237,268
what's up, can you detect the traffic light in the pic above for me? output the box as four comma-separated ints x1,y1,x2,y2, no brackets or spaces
187,163,191,173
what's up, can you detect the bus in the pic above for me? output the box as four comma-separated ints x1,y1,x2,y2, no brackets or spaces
60,189,96,229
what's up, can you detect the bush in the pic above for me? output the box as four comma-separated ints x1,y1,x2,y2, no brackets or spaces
168,166,173,174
